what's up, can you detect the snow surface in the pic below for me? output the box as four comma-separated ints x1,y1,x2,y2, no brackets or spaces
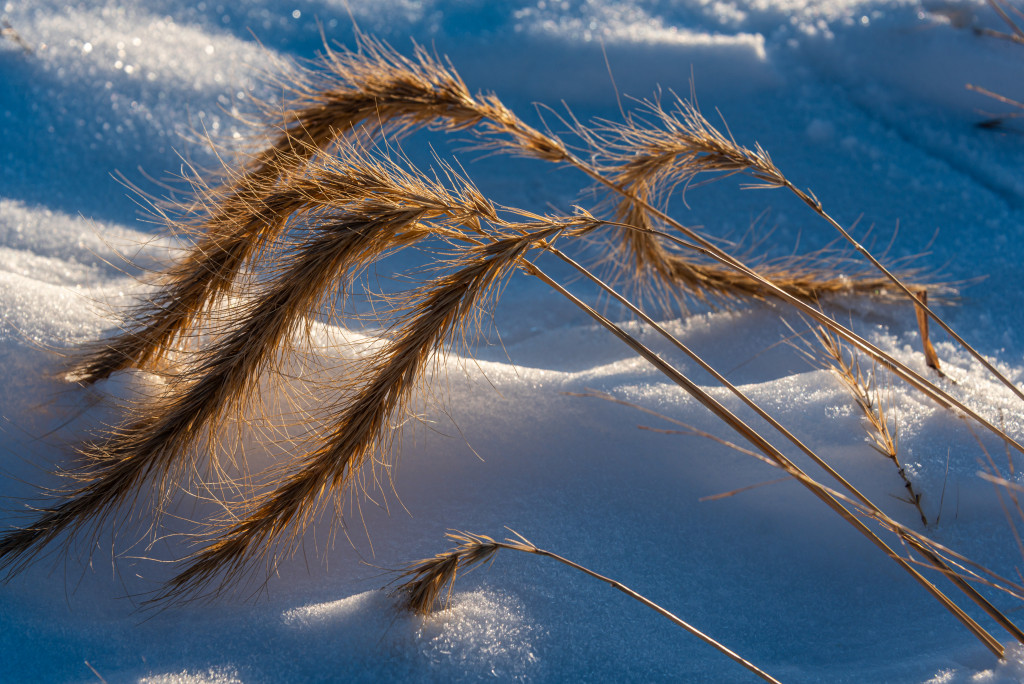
4,0,1024,681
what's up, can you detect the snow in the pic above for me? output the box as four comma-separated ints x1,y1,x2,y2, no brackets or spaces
4,0,1024,681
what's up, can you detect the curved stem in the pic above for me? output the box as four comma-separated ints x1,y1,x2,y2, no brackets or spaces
524,261,1005,658
784,180,1024,405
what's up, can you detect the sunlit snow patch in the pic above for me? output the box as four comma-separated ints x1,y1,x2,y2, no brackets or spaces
283,589,542,679
139,667,242,684
924,644,1024,683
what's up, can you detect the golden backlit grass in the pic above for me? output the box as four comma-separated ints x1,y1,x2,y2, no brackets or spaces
2,33,1024,676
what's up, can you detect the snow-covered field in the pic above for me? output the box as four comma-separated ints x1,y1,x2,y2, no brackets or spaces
4,0,1024,681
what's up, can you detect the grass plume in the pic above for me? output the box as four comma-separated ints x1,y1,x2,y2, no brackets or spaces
802,325,927,525
155,217,601,601
395,530,784,684
67,36,919,390
67,34,508,386
579,97,904,305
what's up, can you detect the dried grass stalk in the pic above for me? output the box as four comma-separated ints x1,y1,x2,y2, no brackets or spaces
156,218,599,601
584,93,1024,409
804,326,927,525
395,530,784,684
632,219,1024,461
0,19,32,54
555,254,1022,649
530,264,1012,656
72,35,1013,424
3,141,603,576
67,34,513,386
975,0,1024,46
68,36,920,391
67,151,311,385
577,98,908,305
1,150,497,569
914,290,943,374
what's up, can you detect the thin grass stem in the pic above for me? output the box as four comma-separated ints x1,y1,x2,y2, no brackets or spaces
525,261,1007,657
395,530,784,684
